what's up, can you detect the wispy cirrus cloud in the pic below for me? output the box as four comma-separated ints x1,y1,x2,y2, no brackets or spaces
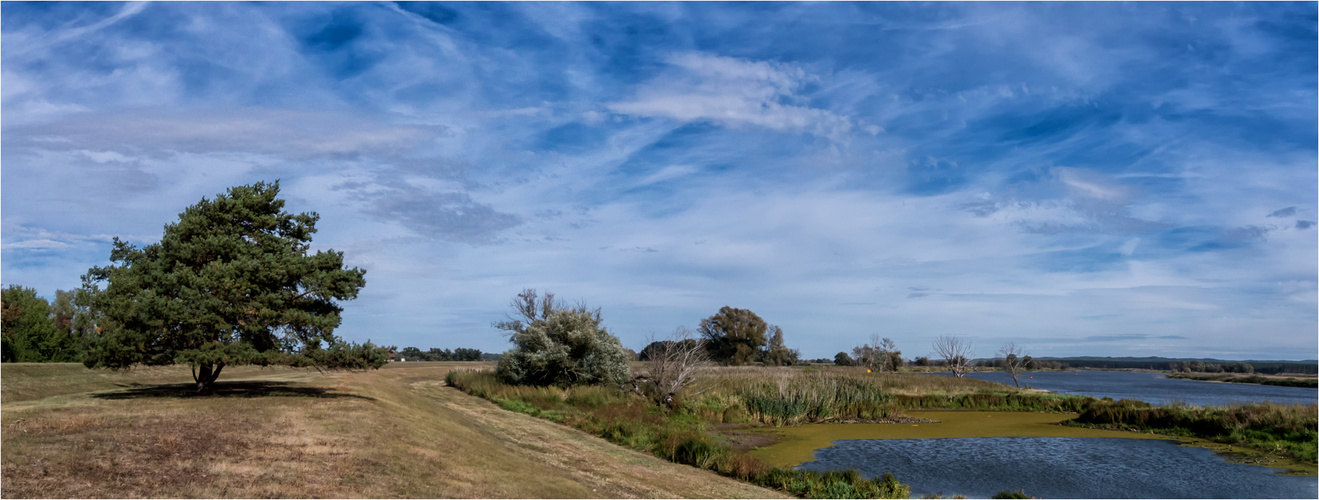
608,52,855,140
1,2,1313,359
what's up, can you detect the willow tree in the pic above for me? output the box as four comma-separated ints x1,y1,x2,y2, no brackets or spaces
698,306,767,365
81,181,383,392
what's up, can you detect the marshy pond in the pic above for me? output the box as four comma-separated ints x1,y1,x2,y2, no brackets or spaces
748,408,1317,498
801,436,1318,498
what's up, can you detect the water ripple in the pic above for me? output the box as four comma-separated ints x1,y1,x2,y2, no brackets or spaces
799,437,1318,499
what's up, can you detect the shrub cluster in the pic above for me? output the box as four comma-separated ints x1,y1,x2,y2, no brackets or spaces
496,308,631,387
492,289,631,387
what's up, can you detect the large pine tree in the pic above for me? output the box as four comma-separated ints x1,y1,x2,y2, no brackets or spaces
82,181,383,391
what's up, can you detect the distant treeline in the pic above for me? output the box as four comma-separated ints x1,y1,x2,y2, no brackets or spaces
1024,356,1318,375
394,346,488,362
2,286,89,363
972,357,1069,371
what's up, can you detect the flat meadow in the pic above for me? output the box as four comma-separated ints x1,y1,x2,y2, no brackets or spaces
0,362,781,498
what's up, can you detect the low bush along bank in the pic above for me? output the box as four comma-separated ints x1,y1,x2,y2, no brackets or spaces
1068,399,1319,464
448,366,1319,497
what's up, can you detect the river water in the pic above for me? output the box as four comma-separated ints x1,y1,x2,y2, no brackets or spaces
939,370,1317,407
799,436,1318,498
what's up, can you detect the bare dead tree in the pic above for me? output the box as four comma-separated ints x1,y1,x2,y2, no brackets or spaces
493,288,561,335
999,342,1027,388
933,335,974,378
639,326,709,409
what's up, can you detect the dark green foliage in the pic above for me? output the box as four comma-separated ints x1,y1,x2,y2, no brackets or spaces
834,352,854,366
396,346,483,361
699,306,768,366
494,289,631,387
1,285,78,362
79,181,378,391
52,288,97,360
640,339,698,361
992,489,1031,499
761,325,800,366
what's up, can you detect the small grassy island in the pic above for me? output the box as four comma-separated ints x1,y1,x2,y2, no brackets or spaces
1166,372,1319,388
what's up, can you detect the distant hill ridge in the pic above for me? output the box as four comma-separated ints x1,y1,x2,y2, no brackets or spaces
990,356,1318,374
1032,356,1317,364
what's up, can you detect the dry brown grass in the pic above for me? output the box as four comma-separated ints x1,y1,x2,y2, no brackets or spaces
2,362,783,498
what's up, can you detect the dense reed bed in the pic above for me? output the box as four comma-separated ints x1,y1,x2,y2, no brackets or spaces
688,366,1094,426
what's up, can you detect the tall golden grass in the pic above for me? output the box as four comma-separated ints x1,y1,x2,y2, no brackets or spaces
686,366,1092,426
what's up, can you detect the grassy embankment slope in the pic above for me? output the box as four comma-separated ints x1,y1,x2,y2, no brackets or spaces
1,362,783,498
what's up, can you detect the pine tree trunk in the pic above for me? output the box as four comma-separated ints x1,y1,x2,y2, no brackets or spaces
194,363,225,393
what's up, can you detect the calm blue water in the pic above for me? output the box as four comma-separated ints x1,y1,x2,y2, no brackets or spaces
937,370,1317,407
800,437,1318,499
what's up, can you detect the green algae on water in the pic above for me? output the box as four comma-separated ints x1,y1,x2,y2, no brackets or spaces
745,410,1316,476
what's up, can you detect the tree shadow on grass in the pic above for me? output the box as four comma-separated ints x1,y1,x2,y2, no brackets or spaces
92,380,375,400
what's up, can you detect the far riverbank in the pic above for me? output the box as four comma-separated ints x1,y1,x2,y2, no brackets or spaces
1166,372,1317,388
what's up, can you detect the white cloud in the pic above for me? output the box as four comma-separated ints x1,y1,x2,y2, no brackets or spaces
3,2,149,59
3,239,71,250
634,164,697,187
1055,167,1130,202
7,108,443,161
607,52,854,140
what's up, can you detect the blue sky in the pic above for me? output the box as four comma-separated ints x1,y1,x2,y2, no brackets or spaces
3,2,1316,361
